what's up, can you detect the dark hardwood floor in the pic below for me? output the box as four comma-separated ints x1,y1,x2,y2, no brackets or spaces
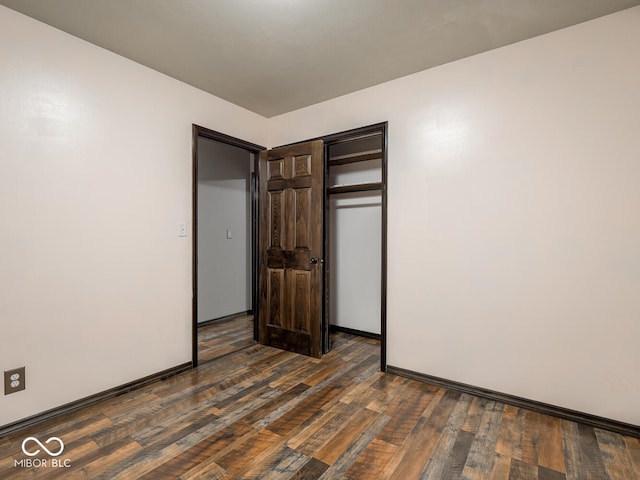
1,332,639,479
198,315,256,364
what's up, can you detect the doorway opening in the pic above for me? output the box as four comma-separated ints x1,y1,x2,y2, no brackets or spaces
192,125,265,367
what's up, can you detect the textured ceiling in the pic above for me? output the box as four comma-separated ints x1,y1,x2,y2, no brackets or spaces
2,0,639,117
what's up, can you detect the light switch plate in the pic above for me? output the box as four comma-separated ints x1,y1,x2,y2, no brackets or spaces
179,222,187,237
226,228,233,239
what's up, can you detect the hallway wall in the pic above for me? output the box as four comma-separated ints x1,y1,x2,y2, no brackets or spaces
197,138,252,322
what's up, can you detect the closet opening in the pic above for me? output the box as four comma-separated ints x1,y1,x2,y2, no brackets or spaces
322,123,387,370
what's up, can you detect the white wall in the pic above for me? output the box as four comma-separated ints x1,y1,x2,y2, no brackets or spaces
269,7,640,425
330,192,381,334
197,138,252,322
328,136,382,334
0,6,267,427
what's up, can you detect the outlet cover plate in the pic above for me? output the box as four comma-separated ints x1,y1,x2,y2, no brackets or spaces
4,367,25,395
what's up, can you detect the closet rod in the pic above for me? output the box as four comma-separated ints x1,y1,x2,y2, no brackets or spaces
328,182,382,195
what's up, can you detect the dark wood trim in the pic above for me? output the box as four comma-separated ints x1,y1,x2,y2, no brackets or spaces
191,125,199,368
192,125,265,366
387,365,640,439
322,143,331,354
316,123,386,145
251,168,260,342
327,182,383,195
328,150,382,166
0,362,191,437
197,310,252,328
273,122,387,150
380,122,388,372
330,325,381,340
194,125,266,152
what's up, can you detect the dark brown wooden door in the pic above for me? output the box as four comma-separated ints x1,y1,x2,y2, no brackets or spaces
258,140,324,357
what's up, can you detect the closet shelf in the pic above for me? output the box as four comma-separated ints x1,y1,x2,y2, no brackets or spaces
327,182,382,195
328,150,382,166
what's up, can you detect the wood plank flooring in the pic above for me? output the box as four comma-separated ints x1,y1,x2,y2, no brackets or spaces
198,315,256,364
1,332,639,479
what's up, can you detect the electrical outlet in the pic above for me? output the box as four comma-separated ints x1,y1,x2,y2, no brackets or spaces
4,367,25,395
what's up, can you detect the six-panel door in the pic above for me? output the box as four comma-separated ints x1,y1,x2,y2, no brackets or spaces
258,140,324,357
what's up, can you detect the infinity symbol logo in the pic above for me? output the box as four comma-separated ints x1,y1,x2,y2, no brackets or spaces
21,437,65,457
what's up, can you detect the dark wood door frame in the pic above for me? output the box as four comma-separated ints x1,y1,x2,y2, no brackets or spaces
324,123,388,372
191,125,265,367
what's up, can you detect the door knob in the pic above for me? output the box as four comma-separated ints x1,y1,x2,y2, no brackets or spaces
310,257,320,265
